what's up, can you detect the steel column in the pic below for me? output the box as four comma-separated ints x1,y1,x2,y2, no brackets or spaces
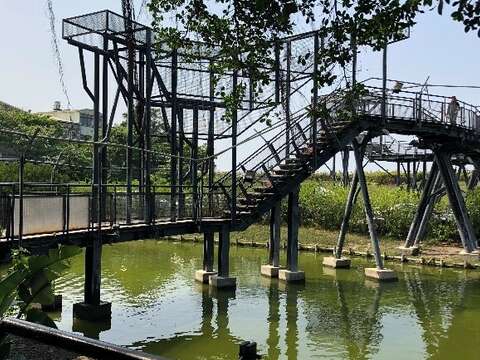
218,226,230,277
207,62,215,216
101,37,109,221
85,52,102,306
342,149,350,187
269,201,281,267
125,37,134,224
177,108,185,218
287,185,300,272
203,232,214,272
396,161,401,186
18,155,24,247
381,43,387,124
312,34,319,168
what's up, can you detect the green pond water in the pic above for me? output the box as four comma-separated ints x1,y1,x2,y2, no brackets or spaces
3,240,480,359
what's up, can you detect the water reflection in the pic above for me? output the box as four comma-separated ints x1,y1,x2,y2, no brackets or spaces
3,241,478,359
131,285,240,359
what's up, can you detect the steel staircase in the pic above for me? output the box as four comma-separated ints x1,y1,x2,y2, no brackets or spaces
214,91,376,230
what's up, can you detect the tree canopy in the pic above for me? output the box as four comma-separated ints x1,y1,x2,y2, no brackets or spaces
148,0,480,103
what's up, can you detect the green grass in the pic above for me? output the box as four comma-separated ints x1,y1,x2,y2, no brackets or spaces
232,224,402,253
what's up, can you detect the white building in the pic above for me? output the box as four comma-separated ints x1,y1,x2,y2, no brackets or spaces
37,102,96,138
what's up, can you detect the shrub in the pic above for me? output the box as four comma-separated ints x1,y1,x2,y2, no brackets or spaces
277,178,480,244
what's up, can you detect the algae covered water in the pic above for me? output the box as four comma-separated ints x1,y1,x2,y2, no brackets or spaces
5,240,480,359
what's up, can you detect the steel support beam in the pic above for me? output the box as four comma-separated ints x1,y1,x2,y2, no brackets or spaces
414,172,443,247
342,149,350,187
353,139,384,269
403,161,439,248
192,107,199,220
285,41,291,157
170,50,178,221
335,171,359,258
231,71,238,222
435,151,478,253
144,29,153,223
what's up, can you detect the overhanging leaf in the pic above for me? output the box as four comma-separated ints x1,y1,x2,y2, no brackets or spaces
25,308,57,329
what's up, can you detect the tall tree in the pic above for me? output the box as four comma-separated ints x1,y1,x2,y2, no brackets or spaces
148,0,480,115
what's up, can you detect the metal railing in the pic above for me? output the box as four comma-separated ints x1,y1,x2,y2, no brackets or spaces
0,182,231,242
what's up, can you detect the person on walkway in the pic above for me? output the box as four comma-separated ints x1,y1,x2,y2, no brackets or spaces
447,96,459,125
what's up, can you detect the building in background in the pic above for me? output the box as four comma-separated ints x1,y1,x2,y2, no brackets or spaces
37,101,96,139
0,100,22,112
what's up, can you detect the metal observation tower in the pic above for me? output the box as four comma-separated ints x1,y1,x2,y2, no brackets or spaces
1,9,479,321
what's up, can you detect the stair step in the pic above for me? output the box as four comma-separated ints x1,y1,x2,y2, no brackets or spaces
238,197,260,205
278,163,303,170
269,174,289,181
250,191,275,198
273,168,297,175
223,210,252,216
237,204,257,211
285,158,305,165
253,185,273,193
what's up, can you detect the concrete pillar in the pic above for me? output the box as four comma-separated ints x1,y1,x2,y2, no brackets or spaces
279,186,305,282
209,226,236,288
261,201,281,277
195,232,217,283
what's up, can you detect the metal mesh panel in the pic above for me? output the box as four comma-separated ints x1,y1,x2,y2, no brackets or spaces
114,193,146,224
154,192,171,220
63,10,148,48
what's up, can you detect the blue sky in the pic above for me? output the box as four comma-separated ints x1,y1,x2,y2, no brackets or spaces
0,1,478,112
0,1,479,170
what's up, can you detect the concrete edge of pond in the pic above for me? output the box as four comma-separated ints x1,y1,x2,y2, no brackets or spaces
173,236,480,270
0,318,169,360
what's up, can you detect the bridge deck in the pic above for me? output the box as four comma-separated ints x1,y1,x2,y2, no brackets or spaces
0,218,229,254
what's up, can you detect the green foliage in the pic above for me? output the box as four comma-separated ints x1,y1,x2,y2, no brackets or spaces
148,1,480,122
0,245,81,359
0,108,91,183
